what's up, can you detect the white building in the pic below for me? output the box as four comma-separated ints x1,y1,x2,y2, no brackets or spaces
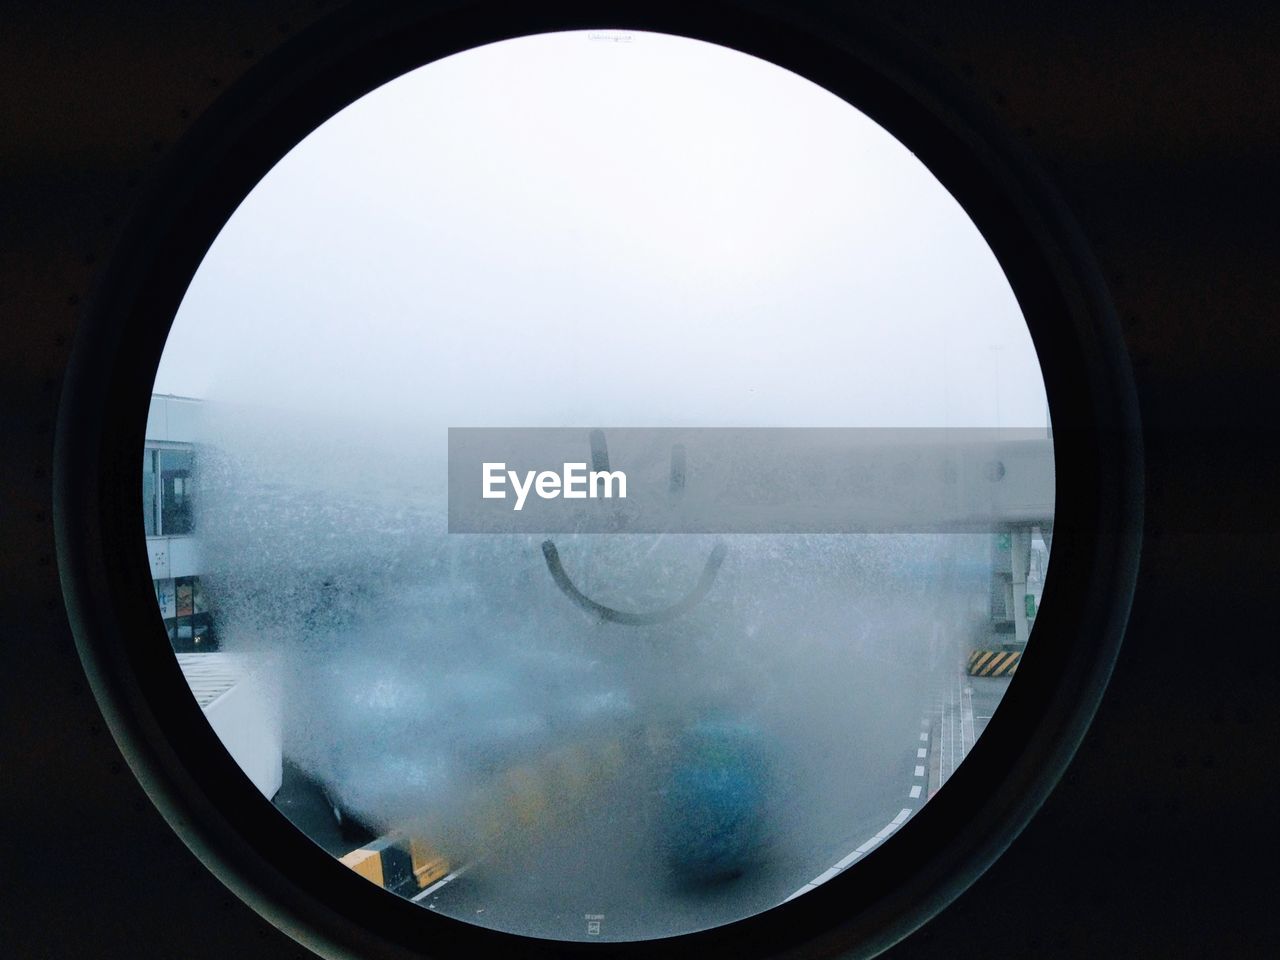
144,393,211,649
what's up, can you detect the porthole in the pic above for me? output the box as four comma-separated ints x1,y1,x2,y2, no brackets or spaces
55,5,1142,959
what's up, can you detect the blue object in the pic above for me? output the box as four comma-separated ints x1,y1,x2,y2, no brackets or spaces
662,717,771,883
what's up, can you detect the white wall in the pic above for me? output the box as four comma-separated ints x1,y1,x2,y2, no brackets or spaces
179,653,283,799
146,394,203,443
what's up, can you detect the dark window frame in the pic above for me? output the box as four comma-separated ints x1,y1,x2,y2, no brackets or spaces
143,448,159,536
53,4,1143,959
158,447,195,536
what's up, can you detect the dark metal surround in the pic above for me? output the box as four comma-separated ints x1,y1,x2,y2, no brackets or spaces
52,2,1143,958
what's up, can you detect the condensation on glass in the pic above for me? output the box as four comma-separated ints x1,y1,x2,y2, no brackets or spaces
144,30,1054,942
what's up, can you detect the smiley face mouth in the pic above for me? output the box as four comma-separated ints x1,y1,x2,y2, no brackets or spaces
540,539,727,626
538,431,725,626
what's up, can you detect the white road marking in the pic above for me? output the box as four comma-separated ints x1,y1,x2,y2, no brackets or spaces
782,884,817,903
919,732,929,741
910,785,922,799
917,747,927,758
411,869,464,902
781,809,915,905
938,670,980,789
914,765,925,777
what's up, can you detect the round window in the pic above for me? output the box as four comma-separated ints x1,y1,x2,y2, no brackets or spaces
57,7,1140,959
147,29,1052,942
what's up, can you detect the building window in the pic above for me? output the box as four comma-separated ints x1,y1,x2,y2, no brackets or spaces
159,448,194,535
156,575,215,652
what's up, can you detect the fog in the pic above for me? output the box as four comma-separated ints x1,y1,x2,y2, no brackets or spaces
195,405,992,934
156,30,1046,938
155,30,1046,429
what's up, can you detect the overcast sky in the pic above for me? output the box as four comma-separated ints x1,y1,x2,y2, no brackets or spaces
155,29,1047,430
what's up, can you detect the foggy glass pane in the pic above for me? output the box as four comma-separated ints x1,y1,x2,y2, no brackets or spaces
148,30,1053,942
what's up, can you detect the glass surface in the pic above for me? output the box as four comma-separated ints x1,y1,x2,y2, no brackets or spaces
147,30,1053,942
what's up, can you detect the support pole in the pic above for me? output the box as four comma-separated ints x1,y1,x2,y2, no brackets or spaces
1011,526,1032,646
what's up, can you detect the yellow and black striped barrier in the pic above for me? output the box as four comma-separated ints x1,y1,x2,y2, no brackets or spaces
339,835,450,894
967,649,1022,677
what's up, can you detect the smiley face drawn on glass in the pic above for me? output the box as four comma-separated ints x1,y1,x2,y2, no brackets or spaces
540,430,728,626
